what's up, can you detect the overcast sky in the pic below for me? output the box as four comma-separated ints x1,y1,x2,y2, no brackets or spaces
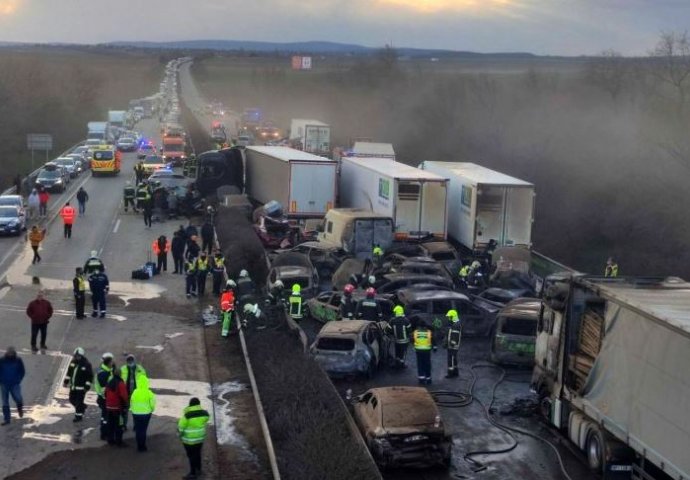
0,0,687,55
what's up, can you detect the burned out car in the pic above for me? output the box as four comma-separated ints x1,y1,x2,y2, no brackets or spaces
282,241,350,278
490,298,539,366
352,387,452,469
310,320,390,378
375,273,453,295
305,291,393,323
390,257,454,284
267,252,319,298
419,241,461,271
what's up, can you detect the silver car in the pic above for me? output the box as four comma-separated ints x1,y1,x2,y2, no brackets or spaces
54,157,78,178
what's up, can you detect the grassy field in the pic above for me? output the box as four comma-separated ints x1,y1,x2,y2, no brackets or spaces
192,52,690,278
0,46,165,187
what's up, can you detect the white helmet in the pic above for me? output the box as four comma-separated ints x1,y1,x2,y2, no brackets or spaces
90,250,98,258
471,260,481,269
102,352,114,360
226,279,236,288
239,269,249,278
243,303,257,314
273,280,284,289
74,347,85,356
368,275,376,285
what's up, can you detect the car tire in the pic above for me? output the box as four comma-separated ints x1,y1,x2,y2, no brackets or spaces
586,427,606,473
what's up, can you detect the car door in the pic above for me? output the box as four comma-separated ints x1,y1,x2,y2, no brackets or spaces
457,299,491,336
362,325,380,365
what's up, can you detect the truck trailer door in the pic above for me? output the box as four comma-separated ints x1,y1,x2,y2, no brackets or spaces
395,182,421,237
476,185,506,246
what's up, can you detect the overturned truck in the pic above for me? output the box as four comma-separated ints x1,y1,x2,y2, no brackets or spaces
532,274,690,480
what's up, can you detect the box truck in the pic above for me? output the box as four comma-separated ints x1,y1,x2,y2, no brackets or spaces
419,162,534,251
533,274,690,480
318,208,394,259
289,119,331,156
340,157,448,240
245,146,337,217
87,122,108,142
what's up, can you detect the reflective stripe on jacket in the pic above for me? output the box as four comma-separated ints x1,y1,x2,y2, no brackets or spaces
95,363,113,397
60,206,76,225
413,329,432,350
220,291,235,311
178,405,209,445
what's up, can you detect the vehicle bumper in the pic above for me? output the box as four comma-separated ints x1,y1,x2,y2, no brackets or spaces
0,224,22,235
373,441,451,468
313,356,367,377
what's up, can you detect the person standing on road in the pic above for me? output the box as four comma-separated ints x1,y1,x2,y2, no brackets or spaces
152,235,170,273
88,268,110,318
220,281,236,337
605,257,619,278
123,181,137,213
27,189,40,221
196,252,209,297
143,197,153,228
76,187,89,217
63,347,93,422
73,267,87,319
105,368,129,446
26,290,53,352
171,231,186,274
60,202,76,239
186,235,200,261
178,397,210,479
355,288,383,321
200,220,214,255
413,321,433,385
38,188,49,217
444,310,462,379
211,251,225,296
120,354,147,430
84,250,105,274
390,306,411,369
185,257,198,298
130,374,155,452
29,226,46,264
0,347,25,425
95,353,115,440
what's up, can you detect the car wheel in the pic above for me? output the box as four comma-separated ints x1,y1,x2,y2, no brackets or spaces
586,428,606,473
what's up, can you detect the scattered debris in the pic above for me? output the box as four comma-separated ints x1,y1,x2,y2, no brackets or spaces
499,396,538,417
202,305,219,326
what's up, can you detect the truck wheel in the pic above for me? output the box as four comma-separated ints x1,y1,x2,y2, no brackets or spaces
586,428,606,473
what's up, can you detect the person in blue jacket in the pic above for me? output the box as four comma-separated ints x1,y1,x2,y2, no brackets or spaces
0,347,25,425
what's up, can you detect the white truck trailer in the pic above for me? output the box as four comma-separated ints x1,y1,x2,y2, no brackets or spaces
289,119,331,157
108,110,126,128
340,157,448,240
533,274,690,480
245,146,337,217
351,142,395,160
87,121,108,141
419,161,534,251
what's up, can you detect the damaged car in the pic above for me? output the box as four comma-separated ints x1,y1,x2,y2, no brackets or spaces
267,252,319,299
490,298,539,366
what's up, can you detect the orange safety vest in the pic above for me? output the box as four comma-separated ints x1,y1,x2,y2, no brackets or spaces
60,206,76,225
152,239,171,255
220,291,235,311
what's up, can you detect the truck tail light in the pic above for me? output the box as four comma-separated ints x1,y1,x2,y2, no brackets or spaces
290,201,296,212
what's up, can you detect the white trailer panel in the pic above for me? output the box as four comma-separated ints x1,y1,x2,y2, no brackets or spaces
339,157,448,239
352,142,395,160
289,119,331,156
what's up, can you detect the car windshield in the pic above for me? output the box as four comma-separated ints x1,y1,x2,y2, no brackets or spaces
145,156,164,164
501,317,537,336
316,337,355,351
74,147,88,153
93,151,114,160
55,160,73,167
165,144,184,152
0,197,20,206
0,206,18,217
39,170,60,179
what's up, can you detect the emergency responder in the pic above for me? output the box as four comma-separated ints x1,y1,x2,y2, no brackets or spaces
72,267,86,319
288,284,303,321
152,235,171,273
185,257,198,298
84,250,105,274
29,225,46,264
445,310,462,378
355,287,383,321
88,267,110,318
121,354,147,430
142,194,153,228
130,374,155,452
95,352,114,440
136,180,151,212
265,280,285,307
372,244,384,268
605,257,619,277
339,284,357,320
60,202,76,239
134,161,144,185
211,251,225,296
201,220,215,255
458,262,470,288
186,235,200,261
178,398,210,479
467,260,485,289
63,347,93,422
196,252,209,297
105,368,129,446
390,305,411,368
220,281,236,337
242,303,263,329
123,181,137,213
413,322,433,384
236,269,255,302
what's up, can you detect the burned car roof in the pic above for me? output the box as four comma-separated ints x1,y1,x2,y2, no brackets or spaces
319,320,371,335
396,289,469,303
368,387,440,428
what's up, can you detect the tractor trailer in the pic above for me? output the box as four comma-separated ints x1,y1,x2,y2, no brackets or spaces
532,274,690,480
340,157,448,240
289,119,331,157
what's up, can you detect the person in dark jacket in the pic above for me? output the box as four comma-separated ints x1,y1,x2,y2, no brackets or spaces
26,291,53,352
88,268,110,318
142,198,153,228
0,347,25,425
63,347,93,422
200,221,214,255
171,231,186,274
186,235,200,261
105,368,129,446
76,187,89,217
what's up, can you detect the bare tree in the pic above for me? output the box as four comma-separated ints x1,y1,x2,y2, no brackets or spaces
648,31,690,117
586,49,629,103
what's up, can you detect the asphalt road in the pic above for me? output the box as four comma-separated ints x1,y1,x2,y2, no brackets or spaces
0,116,259,479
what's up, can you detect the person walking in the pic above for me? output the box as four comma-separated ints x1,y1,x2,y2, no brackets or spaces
27,189,40,221
38,188,49,217
123,181,137,213
73,267,87,319
60,202,76,239
185,257,198,298
390,306,411,368
26,291,53,352
130,374,155,452
178,397,210,479
84,250,106,274
142,198,153,228
152,235,171,273
63,347,93,422
120,354,147,430
95,353,115,440
200,221,214,255
105,368,128,446
196,252,209,297
444,310,462,378
76,187,89,217
88,268,110,318
211,251,225,296
0,347,25,425
28,226,46,264
171,231,186,274
413,321,433,385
